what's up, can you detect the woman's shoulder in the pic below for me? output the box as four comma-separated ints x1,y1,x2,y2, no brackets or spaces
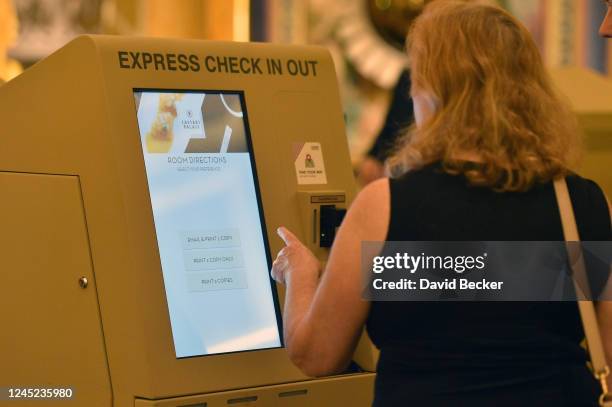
346,178,390,241
356,178,390,206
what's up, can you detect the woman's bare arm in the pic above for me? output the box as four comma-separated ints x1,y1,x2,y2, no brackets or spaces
272,178,390,376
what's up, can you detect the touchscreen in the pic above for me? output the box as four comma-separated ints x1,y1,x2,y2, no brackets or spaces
134,89,282,358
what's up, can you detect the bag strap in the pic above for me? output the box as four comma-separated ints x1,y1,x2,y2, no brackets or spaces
553,178,610,405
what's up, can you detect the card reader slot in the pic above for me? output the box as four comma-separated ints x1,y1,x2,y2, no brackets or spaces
319,205,347,248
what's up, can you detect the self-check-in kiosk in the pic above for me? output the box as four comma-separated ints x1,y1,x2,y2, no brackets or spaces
0,36,377,406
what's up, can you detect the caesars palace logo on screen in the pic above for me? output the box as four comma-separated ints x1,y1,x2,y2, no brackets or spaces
140,92,249,155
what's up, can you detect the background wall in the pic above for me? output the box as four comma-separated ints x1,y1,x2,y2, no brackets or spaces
1,0,610,179
4,0,248,70
286,0,612,162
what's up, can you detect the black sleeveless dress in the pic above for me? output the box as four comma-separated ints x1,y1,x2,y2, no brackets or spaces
366,164,611,407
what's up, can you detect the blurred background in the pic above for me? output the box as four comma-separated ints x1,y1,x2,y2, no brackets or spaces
1,0,610,186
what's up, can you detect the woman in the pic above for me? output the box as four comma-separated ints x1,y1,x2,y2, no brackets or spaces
271,1,612,406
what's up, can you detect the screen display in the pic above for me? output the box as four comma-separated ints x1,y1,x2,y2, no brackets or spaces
133,89,282,358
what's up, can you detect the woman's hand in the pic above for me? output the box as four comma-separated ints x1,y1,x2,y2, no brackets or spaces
271,227,321,285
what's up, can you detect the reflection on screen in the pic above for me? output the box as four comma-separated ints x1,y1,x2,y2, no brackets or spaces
133,89,282,358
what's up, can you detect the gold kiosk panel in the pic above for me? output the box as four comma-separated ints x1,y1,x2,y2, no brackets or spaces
0,172,111,406
0,36,375,406
549,67,612,195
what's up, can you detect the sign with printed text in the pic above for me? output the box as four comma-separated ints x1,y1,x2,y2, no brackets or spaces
293,142,327,185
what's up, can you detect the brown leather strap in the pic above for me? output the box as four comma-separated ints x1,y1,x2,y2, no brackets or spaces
553,178,610,404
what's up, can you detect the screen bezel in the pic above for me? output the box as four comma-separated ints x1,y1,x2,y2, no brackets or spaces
133,88,284,359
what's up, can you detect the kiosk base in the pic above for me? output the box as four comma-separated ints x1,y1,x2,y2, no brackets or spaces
134,373,375,407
